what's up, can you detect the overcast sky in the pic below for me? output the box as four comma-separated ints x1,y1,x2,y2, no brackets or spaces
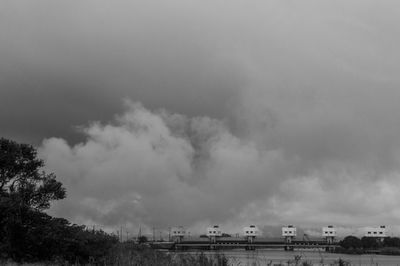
2,0,400,236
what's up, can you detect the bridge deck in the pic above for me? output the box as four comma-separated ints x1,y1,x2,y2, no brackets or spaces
173,239,339,250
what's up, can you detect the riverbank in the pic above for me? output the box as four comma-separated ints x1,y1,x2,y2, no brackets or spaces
0,243,229,266
333,246,400,255
5,244,400,265
168,249,400,266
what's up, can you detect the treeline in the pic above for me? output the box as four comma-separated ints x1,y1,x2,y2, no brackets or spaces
337,235,400,255
0,138,118,264
0,207,118,263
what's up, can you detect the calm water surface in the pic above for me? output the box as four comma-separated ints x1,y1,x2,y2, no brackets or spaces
172,250,400,266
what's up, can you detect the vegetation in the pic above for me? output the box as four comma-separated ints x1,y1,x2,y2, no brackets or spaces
0,138,230,265
138,235,149,244
337,235,400,255
107,242,229,266
0,138,118,264
379,247,400,255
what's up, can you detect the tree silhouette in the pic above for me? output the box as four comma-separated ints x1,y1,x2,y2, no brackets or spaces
0,138,66,261
0,138,66,210
339,236,362,249
0,138,119,263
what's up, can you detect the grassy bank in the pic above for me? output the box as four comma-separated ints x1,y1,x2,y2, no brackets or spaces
2,244,356,266
1,242,229,266
2,246,355,266
333,246,400,256
105,243,229,266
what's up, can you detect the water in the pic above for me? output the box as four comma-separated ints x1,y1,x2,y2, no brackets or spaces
171,250,400,265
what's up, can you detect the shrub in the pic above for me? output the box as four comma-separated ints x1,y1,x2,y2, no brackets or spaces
380,247,400,255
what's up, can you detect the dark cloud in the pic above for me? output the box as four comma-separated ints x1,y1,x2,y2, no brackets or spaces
2,0,400,234
40,103,290,230
40,100,400,234
0,0,245,144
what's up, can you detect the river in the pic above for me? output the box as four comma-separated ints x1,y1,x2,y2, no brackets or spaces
170,250,400,265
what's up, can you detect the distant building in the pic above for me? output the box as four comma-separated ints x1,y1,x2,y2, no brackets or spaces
282,225,296,243
206,225,222,238
322,225,336,244
322,225,336,237
243,225,259,243
282,225,297,237
171,226,186,242
364,226,386,238
243,225,260,237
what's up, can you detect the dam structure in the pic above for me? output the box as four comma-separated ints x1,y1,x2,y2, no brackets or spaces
153,225,346,251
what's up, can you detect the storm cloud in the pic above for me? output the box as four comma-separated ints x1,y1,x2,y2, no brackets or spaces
2,0,400,235
40,97,400,235
40,102,288,232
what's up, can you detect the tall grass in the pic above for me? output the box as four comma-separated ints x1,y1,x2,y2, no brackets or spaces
94,242,229,266
1,243,355,266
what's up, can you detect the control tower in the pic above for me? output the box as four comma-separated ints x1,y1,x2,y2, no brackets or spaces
171,226,186,243
206,225,222,243
243,225,260,243
365,225,386,240
282,225,296,243
322,225,336,244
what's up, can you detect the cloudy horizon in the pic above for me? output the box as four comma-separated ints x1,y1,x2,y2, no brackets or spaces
2,0,400,237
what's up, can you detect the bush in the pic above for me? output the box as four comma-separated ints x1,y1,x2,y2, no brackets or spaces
339,236,362,250
105,244,228,266
361,237,382,249
333,246,364,255
335,258,351,266
384,237,400,248
380,247,400,255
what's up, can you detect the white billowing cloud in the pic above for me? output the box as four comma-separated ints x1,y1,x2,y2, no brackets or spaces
40,99,400,236
40,102,289,232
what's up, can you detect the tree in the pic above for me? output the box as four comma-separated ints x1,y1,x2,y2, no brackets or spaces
361,237,382,249
384,237,400,248
0,138,66,261
0,138,66,210
138,236,148,243
339,236,362,249
0,138,120,263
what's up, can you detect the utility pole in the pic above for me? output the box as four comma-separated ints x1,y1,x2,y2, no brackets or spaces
153,227,155,242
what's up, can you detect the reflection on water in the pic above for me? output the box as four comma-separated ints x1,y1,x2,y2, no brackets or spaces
173,250,400,266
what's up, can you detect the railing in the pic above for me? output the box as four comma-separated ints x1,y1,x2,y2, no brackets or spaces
171,239,339,251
